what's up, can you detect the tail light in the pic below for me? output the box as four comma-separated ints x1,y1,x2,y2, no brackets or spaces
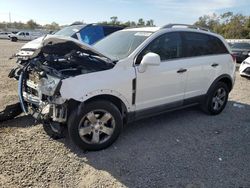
231,54,236,63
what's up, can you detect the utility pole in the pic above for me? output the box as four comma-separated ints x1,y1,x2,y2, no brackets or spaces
9,12,11,23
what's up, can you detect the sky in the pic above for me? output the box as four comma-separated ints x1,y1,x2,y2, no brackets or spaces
0,0,249,26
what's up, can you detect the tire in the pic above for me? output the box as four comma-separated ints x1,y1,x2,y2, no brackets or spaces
0,102,22,122
11,37,17,42
68,100,123,151
43,122,65,139
202,82,229,115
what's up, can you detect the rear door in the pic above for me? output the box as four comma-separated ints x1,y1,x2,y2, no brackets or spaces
18,32,25,40
181,32,214,99
181,32,230,99
25,32,30,40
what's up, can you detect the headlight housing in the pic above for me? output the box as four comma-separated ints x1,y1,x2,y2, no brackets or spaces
39,75,61,96
242,61,250,65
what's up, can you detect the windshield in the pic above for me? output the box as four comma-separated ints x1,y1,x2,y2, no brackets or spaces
94,30,152,60
54,25,85,37
232,42,250,49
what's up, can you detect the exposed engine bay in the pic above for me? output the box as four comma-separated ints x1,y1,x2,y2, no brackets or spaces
7,36,115,123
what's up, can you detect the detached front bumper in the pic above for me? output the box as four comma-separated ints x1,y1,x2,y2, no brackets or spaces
18,70,67,123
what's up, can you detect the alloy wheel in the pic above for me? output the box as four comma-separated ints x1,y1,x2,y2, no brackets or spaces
212,87,227,111
78,110,115,144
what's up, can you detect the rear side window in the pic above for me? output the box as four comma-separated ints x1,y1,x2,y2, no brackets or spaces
183,32,228,57
208,35,228,54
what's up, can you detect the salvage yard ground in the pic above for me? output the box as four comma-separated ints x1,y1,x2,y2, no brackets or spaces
0,39,250,188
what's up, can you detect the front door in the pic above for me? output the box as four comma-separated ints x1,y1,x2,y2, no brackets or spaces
135,32,187,111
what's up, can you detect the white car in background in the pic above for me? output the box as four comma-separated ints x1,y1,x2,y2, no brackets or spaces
9,31,46,42
239,55,250,78
0,32,13,39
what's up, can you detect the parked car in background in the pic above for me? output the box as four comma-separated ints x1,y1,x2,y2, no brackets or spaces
0,32,13,39
239,56,250,78
231,42,250,63
9,24,236,151
227,42,233,47
55,24,124,45
9,31,46,42
16,24,124,59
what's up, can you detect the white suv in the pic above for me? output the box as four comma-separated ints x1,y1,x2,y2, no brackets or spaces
9,24,236,151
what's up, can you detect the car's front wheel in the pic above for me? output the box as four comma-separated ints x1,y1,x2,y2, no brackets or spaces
11,37,17,42
202,82,229,115
68,100,123,151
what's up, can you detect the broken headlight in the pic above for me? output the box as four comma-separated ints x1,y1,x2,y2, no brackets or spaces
39,75,61,96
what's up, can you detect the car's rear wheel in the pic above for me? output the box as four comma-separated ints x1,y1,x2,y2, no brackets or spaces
68,100,123,151
202,82,229,115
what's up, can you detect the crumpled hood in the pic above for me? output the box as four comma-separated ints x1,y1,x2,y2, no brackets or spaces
20,36,46,50
17,35,111,60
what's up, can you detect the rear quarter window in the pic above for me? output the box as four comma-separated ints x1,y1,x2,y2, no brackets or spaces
182,32,228,57
208,35,228,54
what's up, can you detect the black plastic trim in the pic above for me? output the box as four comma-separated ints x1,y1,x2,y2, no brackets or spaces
132,78,136,105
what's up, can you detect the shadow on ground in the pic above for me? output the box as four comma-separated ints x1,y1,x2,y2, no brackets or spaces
0,115,38,128
65,101,250,187
1,101,249,187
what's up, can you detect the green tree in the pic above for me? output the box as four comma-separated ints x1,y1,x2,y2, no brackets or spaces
194,12,250,39
137,18,145,26
110,16,118,25
26,19,39,29
146,19,154,26
44,22,60,31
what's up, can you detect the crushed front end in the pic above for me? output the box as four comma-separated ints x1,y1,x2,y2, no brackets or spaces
8,36,114,124
17,61,67,123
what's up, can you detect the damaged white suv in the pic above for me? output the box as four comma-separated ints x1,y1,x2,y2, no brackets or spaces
9,24,236,151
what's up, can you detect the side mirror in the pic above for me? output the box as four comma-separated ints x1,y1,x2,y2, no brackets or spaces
248,52,250,56
138,52,161,73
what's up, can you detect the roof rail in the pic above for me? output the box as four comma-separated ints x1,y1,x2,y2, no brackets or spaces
161,23,210,32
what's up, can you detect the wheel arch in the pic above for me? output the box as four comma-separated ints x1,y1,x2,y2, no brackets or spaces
78,94,130,124
85,94,128,113
207,74,233,94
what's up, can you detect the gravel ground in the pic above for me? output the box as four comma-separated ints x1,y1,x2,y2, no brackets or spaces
0,39,250,188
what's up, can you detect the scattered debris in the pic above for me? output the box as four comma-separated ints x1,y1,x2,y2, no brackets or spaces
233,103,245,108
218,157,222,161
214,130,222,135
0,102,22,122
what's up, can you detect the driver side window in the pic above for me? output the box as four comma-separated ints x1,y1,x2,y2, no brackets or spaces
136,32,182,64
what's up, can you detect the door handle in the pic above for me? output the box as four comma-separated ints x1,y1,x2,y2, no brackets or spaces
177,68,187,73
211,63,219,67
